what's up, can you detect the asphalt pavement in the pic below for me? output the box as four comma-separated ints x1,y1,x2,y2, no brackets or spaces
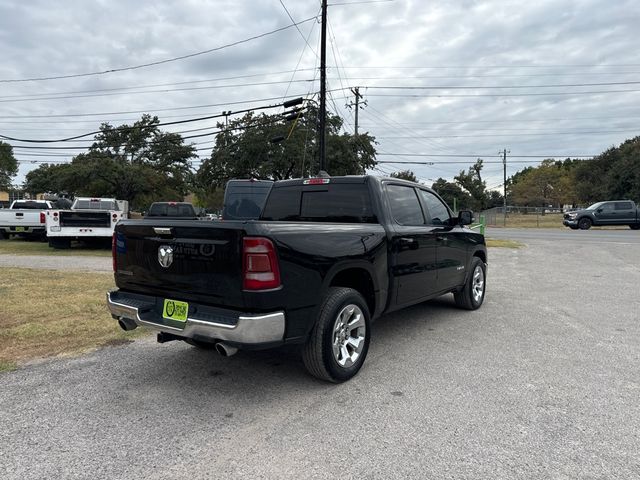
1,232,639,479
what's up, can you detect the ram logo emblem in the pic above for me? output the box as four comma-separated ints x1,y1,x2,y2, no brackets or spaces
158,245,174,268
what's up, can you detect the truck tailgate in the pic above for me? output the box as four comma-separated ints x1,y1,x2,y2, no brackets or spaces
61,211,111,227
114,221,245,307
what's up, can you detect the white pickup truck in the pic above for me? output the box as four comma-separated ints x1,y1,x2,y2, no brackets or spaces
0,200,55,239
46,197,128,249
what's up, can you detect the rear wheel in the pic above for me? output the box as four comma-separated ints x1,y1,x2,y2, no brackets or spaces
302,287,371,383
0,230,9,240
578,217,592,230
454,256,486,310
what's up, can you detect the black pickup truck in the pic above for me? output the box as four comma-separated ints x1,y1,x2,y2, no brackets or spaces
563,200,640,230
108,176,487,382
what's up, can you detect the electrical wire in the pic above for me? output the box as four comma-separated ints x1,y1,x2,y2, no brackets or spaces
1,16,319,83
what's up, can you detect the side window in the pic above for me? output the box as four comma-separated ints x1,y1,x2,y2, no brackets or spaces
615,202,633,210
418,190,451,226
386,184,424,225
601,203,615,212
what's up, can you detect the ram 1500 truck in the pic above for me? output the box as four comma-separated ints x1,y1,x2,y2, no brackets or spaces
0,200,55,239
107,176,487,382
563,200,640,230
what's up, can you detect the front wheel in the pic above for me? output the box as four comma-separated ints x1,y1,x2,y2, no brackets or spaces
578,217,592,230
0,230,9,240
302,287,371,383
630,224,640,230
454,257,486,310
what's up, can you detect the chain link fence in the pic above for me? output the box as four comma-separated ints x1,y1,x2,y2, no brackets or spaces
481,206,565,228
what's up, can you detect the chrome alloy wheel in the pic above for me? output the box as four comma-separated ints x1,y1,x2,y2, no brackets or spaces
472,265,485,303
332,304,366,368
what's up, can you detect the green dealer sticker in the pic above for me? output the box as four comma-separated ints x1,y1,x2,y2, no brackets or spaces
162,299,189,322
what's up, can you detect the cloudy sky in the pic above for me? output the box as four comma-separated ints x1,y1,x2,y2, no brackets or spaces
1,0,640,190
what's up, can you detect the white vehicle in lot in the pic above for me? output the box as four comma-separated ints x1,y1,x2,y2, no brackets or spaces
46,197,128,249
0,200,55,239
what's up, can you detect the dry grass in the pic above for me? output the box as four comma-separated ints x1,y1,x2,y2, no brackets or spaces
486,238,524,248
0,268,146,367
485,213,565,228
0,239,111,257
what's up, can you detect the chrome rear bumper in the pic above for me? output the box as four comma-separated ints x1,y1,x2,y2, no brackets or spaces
106,291,285,344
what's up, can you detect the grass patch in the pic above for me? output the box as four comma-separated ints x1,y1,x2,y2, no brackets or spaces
0,239,111,257
485,213,564,228
0,360,17,373
486,238,524,248
0,267,146,367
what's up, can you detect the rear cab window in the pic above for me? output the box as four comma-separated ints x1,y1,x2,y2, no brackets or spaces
261,181,377,223
74,199,119,211
223,180,273,220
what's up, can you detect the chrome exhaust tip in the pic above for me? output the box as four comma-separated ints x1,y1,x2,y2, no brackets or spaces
215,342,238,357
118,317,138,331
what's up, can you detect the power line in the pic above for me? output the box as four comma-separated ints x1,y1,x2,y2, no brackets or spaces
0,79,315,104
1,16,318,83
0,93,309,120
377,153,597,158
364,80,640,90
279,1,319,58
0,98,304,143
366,89,640,98
375,129,640,139
0,69,317,100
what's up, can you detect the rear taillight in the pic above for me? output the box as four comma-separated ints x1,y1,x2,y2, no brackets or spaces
242,237,281,290
112,233,117,272
40,212,45,224
53,212,58,222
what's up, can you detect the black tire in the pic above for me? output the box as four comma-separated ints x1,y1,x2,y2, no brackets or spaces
0,230,9,240
454,256,486,310
569,226,579,230
578,217,592,230
630,224,640,230
302,287,371,383
48,238,71,249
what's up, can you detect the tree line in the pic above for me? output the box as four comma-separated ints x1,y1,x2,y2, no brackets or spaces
1,111,639,212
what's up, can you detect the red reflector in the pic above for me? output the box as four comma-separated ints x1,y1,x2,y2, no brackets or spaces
40,212,45,224
242,237,281,290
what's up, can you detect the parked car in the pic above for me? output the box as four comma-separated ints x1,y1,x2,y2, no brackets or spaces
0,200,55,239
46,197,128,248
145,202,199,220
107,176,487,382
563,200,640,230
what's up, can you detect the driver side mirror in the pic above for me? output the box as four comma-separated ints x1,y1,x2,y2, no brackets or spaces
597,208,603,213
458,210,474,225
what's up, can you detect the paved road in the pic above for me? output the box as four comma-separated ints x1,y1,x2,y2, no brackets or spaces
1,238,639,479
486,226,640,244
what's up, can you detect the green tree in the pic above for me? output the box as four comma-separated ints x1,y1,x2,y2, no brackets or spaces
510,159,577,207
390,170,417,182
23,115,197,209
0,141,18,190
196,107,377,201
454,159,488,211
431,178,473,210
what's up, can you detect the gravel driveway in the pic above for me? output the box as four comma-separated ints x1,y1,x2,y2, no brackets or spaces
1,233,639,479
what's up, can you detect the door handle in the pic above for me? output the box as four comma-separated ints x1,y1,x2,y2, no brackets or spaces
399,237,416,245
436,235,448,242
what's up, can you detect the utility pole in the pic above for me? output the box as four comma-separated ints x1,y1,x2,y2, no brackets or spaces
500,148,510,226
346,87,366,135
318,0,328,173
